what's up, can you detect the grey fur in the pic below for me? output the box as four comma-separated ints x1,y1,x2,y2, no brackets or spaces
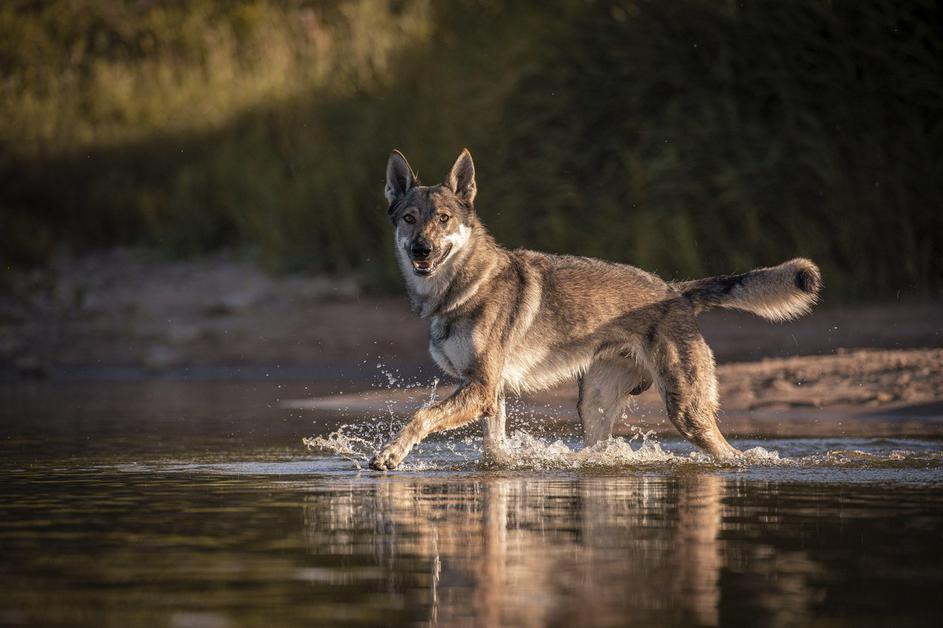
371,149,822,470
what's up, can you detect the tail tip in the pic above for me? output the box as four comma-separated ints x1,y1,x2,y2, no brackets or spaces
791,258,821,295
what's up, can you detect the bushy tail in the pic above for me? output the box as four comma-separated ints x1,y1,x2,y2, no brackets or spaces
675,258,822,322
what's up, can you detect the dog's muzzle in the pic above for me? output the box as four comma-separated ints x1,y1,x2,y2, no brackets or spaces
410,243,453,276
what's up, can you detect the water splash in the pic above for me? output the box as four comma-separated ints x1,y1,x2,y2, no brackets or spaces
302,424,381,470
302,421,781,471
484,430,679,469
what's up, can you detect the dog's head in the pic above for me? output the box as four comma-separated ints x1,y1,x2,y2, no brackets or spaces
384,149,477,277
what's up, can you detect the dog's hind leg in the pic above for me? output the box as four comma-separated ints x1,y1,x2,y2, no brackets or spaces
644,330,740,460
578,356,652,446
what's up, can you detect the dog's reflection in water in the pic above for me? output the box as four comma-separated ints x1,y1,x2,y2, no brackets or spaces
303,474,822,627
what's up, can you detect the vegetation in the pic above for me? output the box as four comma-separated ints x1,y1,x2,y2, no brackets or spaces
2,0,941,298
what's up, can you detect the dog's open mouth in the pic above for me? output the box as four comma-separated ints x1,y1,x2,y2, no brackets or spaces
411,244,452,276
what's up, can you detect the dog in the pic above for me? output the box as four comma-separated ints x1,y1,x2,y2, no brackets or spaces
370,148,821,470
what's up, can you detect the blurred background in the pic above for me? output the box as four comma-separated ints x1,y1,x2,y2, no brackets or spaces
1,0,941,375
4,5,943,625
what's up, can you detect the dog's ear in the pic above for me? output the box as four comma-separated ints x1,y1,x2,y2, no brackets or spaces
444,148,476,205
385,150,417,205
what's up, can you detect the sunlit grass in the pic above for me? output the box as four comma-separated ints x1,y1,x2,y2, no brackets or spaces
0,0,432,153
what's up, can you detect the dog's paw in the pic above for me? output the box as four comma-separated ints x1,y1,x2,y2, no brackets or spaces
370,441,410,471
481,439,512,467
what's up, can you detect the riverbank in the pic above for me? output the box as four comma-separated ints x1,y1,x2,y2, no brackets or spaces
2,250,941,435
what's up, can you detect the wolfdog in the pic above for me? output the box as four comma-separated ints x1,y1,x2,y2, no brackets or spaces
370,148,821,470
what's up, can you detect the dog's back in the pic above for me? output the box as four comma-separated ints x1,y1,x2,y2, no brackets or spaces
464,249,820,392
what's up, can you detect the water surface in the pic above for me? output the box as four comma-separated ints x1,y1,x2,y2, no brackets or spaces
2,380,942,626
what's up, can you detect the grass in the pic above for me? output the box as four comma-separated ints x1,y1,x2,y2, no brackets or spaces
1,0,941,299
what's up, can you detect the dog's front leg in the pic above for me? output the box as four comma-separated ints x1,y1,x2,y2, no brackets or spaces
482,396,506,446
370,381,498,470
481,396,508,464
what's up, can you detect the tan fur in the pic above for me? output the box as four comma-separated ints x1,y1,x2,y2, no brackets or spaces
370,149,822,470
673,258,822,322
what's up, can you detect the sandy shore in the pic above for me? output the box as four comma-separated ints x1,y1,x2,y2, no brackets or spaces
2,250,941,433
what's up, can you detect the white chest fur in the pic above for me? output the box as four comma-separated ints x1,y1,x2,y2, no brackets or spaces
428,316,474,377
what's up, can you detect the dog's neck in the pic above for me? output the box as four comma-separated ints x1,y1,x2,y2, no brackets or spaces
398,219,508,319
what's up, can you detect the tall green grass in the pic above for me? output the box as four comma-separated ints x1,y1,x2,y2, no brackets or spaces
1,0,940,298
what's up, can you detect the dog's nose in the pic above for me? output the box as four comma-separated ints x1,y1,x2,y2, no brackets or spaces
411,243,432,259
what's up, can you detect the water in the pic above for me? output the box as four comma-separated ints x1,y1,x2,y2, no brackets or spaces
2,380,943,626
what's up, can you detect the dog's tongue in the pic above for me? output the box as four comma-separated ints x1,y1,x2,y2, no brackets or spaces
414,260,432,270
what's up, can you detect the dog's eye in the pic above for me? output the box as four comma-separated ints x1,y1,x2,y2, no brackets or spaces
403,215,416,224
438,214,450,223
